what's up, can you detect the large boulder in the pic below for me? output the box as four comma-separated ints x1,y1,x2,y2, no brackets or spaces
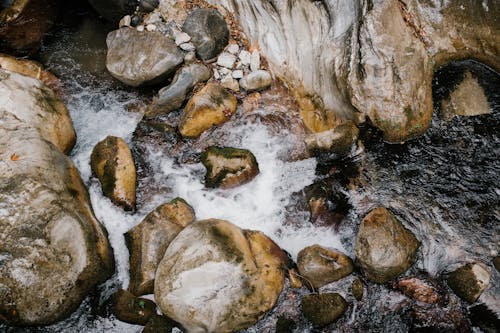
91,136,137,211
154,219,288,333
0,71,113,325
87,0,136,22
0,69,75,154
200,146,260,189
178,83,237,138
126,198,196,296
446,263,491,303
182,8,229,61
355,207,419,284
297,245,353,289
106,27,184,87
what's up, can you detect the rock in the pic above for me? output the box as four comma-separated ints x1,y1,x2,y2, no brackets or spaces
355,207,419,284
297,245,353,289
112,289,157,325
227,43,239,55
90,136,136,211
395,277,442,304
468,304,500,333
493,256,500,272
201,146,260,189
142,314,177,333
288,268,303,289
239,50,251,66
148,63,212,116
146,24,156,32
239,70,272,92
119,15,131,27
232,69,244,79
154,219,288,333
173,31,191,46
305,121,359,155
0,69,75,154
304,179,350,227
136,25,145,32
441,71,491,117
301,293,347,327
184,51,196,63
0,0,59,54
276,316,297,333
139,0,159,13
126,198,196,296
180,42,195,52
250,50,260,71
220,75,239,92
446,263,491,303
178,83,237,138
87,0,136,22
106,27,183,87
182,8,229,61
0,95,113,324
217,52,237,69
352,278,364,301
130,15,142,27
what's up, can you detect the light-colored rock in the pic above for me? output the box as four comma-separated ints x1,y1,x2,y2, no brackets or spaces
136,25,145,32
442,71,491,118
90,136,137,211
179,83,237,138
250,49,260,71
159,0,188,24
239,70,272,91
179,42,195,52
213,68,221,80
217,52,237,69
0,69,75,154
174,31,191,45
232,69,244,79
146,24,157,31
201,146,260,189
447,263,491,303
126,198,195,296
106,27,183,86
304,121,359,155
355,207,420,284
154,219,288,333
227,43,239,54
239,50,251,66
119,15,131,27
220,75,239,92
184,51,196,63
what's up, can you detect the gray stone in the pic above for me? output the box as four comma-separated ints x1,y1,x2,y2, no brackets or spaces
179,42,195,52
239,50,251,66
239,70,272,92
182,8,229,61
174,31,191,45
106,27,184,87
217,52,237,69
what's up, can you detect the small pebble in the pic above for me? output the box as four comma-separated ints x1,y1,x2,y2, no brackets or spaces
221,76,239,92
218,68,231,77
239,50,251,66
184,51,196,63
174,31,191,46
213,68,221,80
227,43,240,55
119,15,131,28
232,70,244,79
180,42,196,52
250,50,260,71
217,52,237,69
146,24,156,31
130,15,142,27
136,25,145,32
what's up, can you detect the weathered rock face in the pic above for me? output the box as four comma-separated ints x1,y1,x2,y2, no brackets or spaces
446,263,491,303
297,245,353,289
147,62,212,116
0,70,75,154
91,136,136,211
301,293,347,327
179,83,237,138
201,146,260,189
181,8,229,61
0,0,59,54
205,0,499,141
0,72,113,325
355,207,419,284
87,0,136,22
106,27,184,87
154,219,288,333
126,198,195,296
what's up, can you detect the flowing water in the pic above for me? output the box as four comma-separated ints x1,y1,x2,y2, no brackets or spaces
2,4,499,333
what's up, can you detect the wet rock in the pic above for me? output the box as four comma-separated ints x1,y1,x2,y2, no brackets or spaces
288,268,303,289
112,289,157,325
147,63,212,116
305,121,359,155
297,245,353,289
158,0,187,24
0,101,113,324
239,70,272,92
276,316,296,333
88,0,136,22
179,83,237,138
468,304,500,333
139,0,159,13
220,75,239,92
355,207,420,284
395,277,442,304
441,71,491,118
352,278,364,301
182,8,229,61
201,146,260,189
126,198,195,295
301,293,347,327
106,27,183,87
142,314,177,333
409,298,471,333
0,0,59,54
305,179,350,227
90,136,136,211
217,52,236,69
493,256,500,272
154,219,288,333
0,69,75,154
446,263,491,303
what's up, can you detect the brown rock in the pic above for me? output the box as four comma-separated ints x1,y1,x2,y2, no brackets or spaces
446,263,491,303
355,207,420,284
179,83,237,138
301,293,347,327
90,136,136,211
112,289,157,325
142,314,177,333
305,121,359,155
352,278,364,301
288,268,303,289
297,245,353,289
395,277,442,304
126,198,195,295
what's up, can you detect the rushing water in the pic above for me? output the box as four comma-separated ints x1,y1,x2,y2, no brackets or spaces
2,3,499,333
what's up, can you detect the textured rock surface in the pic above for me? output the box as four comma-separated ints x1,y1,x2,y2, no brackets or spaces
395,277,442,304
297,245,353,289
441,71,491,117
301,293,347,327
179,83,237,138
106,27,183,87
126,198,195,295
91,136,136,211
0,73,113,325
155,219,287,333
447,263,491,303
201,146,260,189
355,207,419,283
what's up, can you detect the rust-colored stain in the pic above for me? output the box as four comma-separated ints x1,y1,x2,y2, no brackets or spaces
10,153,20,161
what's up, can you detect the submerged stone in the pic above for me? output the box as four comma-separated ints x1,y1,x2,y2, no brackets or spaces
112,289,157,325
446,263,491,303
301,293,347,327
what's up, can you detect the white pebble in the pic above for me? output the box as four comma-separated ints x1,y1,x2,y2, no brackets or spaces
146,24,157,31
217,52,237,69
174,31,191,46
180,42,196,52
232,70,244,79
221,76,239,92
136,25,145,32
227,43,240,54
213,68,221,80
239,50,251,66
250,50,260,71
119,15,131,28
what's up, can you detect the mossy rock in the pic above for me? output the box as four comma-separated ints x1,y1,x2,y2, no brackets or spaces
301,293,347,327
447,263,491,303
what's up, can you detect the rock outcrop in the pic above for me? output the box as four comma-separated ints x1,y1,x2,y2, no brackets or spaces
154,219,288,333
0,70,113,325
